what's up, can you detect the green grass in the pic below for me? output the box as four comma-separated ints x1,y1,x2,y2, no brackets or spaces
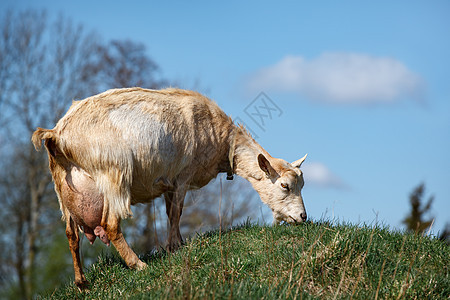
41,221,449,299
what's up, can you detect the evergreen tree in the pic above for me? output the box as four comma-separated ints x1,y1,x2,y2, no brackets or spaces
402,183,434,234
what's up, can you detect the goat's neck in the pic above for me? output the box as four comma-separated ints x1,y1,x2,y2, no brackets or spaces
232,128,268,182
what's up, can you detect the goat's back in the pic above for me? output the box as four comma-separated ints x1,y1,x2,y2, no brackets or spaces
52,88,234,205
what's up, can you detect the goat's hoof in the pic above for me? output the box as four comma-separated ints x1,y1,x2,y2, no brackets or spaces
166,240,184,252
129,259,147,270
75,279,89,291
135,260,147,271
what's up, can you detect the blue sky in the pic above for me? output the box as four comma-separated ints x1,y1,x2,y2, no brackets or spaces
2,1,449,233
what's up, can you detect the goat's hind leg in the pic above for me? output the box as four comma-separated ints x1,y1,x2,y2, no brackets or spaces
104,214,147,270
65,214,88,289
164,187,187,252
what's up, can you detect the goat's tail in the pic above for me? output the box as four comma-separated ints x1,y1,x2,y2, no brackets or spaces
32,127,57,152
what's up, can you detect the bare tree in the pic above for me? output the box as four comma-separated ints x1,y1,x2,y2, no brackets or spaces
89,39,167,90
0,10,104,299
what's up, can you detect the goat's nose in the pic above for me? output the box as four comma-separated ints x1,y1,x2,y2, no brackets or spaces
300,212,307,222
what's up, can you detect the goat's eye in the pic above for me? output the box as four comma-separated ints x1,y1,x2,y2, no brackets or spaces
281,183,290,191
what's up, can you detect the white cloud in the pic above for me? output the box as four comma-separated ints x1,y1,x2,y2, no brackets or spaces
246,53,424,104
302,162,346,189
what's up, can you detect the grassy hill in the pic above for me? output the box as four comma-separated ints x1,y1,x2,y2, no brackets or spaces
42,221,449,299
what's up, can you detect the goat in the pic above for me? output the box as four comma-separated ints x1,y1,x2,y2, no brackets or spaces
32,88,307,288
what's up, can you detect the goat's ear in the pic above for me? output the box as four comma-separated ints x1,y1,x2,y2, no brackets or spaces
291,154,307,168
258,154,276,178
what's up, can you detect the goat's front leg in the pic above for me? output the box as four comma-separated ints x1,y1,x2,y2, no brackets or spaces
104,215,147,270
65,216,88,289
164,187,187,252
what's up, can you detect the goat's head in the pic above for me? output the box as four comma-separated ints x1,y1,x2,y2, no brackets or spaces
253,153,308,224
